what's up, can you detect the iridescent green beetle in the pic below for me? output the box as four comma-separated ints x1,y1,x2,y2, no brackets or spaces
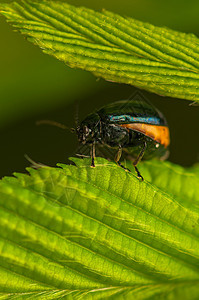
77,98,170,181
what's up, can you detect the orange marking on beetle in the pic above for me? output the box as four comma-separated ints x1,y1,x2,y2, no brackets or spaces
119,123,170,148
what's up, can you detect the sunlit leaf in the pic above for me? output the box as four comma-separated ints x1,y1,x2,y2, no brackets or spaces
1,0,199,101
0,157,198,299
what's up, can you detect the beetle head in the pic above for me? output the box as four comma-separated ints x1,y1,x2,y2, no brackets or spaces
76,124,93,144
76,113,100,144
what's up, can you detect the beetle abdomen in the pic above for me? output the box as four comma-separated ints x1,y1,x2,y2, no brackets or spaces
119,123,170,148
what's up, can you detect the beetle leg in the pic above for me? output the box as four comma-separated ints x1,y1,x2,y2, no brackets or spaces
133,141,147,181
90,142,95,168
115,145,131,172
115,145,122,162
133,141,147,165
134,166,144,181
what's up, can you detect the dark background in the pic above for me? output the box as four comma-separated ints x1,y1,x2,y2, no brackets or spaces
0,0,199,178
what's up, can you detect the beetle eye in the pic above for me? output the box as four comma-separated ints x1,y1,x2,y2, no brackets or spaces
83,126,89,135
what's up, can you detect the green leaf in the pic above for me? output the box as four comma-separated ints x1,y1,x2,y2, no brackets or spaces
0,157,199,299
1,1,199,102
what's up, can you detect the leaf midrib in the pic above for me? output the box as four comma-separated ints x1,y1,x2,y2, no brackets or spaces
4,171,199,274
0,209,111,288
63,170,199,241
33,1,199,70
9,0,199,73
0,196,159,284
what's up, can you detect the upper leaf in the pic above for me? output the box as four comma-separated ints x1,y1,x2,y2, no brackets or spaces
0,157,199,299
1,0,199,102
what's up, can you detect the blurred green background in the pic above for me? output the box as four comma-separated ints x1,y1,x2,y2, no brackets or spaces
0,0,199,178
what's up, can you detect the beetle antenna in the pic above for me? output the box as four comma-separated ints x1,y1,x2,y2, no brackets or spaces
189,101,199,106
75,103,80,132
36,120,75,133
24,154,49,168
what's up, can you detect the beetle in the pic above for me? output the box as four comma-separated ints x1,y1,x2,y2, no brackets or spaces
76,97,170,181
